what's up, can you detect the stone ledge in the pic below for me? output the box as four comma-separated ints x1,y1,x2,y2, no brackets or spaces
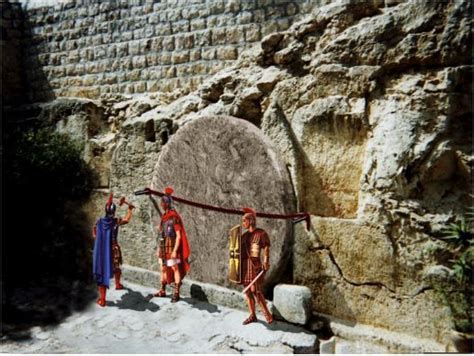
121,264,271,313
315,312,448,353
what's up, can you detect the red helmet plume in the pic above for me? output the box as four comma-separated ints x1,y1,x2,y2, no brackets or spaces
242,207,256,216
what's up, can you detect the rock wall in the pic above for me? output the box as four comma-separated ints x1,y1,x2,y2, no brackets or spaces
20,0,329,103
7,0,472,350
1,1,26,107
92,0,470,346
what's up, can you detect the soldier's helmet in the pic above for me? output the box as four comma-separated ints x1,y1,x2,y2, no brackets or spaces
161,186,174,208
105,192,116,216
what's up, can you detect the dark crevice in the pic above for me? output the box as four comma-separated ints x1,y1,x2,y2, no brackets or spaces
323,246,397,294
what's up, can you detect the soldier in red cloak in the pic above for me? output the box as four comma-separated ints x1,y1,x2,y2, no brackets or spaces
240,208,273,325
154,187,191,302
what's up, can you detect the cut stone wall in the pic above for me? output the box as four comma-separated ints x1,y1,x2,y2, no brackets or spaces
1,1,26,107
20,0,329,103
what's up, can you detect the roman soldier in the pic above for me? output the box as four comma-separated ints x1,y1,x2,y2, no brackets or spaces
92,193,134,307
154,187,191,302
240,208,273,325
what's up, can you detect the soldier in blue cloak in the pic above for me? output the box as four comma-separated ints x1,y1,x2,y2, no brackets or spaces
93,193,134,307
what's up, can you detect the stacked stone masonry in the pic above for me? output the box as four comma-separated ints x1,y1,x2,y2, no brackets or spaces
20,0,328,102
1,2,26,106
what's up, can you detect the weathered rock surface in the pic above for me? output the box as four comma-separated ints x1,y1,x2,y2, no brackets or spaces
151,116,296,291
273,284,312,325
109,0,470,346
14,0,472,350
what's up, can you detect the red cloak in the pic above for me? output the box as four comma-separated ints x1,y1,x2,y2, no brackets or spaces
161,209,191,280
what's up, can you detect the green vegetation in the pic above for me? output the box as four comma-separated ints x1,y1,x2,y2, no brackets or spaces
435,211,473,334
4,125,95,289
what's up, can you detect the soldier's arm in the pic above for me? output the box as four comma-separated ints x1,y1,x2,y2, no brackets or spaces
92,225,97,239
263,246,270,271
172,229,182,258
118,207,134,226
262,232,270,271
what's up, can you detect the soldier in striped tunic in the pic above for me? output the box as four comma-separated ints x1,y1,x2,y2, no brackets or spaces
240,208,273,325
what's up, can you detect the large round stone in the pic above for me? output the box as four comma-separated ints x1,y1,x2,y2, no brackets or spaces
151,116,296,291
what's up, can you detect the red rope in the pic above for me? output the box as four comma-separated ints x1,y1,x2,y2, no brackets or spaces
135,188,311,230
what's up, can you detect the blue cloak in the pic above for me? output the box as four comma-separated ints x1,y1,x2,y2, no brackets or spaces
93,217,116,288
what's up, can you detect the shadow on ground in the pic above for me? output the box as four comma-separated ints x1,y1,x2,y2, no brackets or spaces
107,287,160,312
1,280,97,342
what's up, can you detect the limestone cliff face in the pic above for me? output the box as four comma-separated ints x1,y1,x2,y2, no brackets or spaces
19,0,472,347
101,1,470,343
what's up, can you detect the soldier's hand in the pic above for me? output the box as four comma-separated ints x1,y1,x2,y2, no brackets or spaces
171,251,177,259
263,262,270,271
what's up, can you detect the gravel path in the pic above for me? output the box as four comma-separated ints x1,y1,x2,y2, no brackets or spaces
1,282,317,353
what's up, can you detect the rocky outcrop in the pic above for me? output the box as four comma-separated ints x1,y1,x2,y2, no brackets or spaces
108,0,470,345
19,0,472,349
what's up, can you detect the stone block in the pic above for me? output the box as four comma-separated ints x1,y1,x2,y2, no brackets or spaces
211,27,227,45
146,54,159,66
132,56,147,68
146,81,160,92
133,28,145,40
172,20,190,34
216,13,236,27
162,37,175,51
126,69,142,81
191,62,208,75
194,30,211,47
226,27,245,44
190,18,206,31
163,66,176,78
167,9,182,22
184,47,198,61
201,48,216,60
208,1,225,15
151,37,163,51
148,13,160,24
155,23,172,36
175,33,194,50
134,81,146,93
265,5,285,18
182,6,199,20
244,23,261,42
272,284,312,325
121,31,133,42
236,11,253,24
225,0,240,13
159,52,172,65
216,46,237,60
171,51,190,64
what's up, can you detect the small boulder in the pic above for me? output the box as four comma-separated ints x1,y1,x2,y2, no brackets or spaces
272,284,312,325
319,336,336,354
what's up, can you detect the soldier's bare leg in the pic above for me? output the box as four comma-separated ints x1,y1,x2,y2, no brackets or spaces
154,258,168,297
112,242,124,290
255,291,273,324
243,287,257,325
170,264,181,302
